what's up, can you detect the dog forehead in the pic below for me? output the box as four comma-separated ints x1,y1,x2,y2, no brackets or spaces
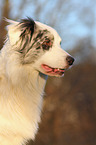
35,21,61,42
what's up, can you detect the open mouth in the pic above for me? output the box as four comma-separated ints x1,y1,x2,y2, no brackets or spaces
41,64,66,76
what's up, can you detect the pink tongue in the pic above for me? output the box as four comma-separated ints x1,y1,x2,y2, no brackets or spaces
43,65,53,72
42,64,65,74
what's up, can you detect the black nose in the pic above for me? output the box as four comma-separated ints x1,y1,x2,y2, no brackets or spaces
66,56,75,65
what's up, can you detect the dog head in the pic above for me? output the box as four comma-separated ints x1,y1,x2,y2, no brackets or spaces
6,17,74,77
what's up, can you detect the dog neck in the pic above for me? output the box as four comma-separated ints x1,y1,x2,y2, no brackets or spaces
0,44,48,141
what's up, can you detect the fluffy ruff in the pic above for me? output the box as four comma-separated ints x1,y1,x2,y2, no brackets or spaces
0,18,74,145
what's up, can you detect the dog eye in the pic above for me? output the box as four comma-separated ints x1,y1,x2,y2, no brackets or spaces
42,39,52,50
42,44,50,50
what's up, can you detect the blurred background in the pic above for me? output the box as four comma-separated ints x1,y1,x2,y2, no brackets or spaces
0,0,96,145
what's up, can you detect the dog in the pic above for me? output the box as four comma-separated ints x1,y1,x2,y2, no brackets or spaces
0,17,74,145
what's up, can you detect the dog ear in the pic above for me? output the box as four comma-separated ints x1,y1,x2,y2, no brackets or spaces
6,18,21,46
6,18,35,47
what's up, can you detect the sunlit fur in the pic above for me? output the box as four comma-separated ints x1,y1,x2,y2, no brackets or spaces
0,18,73,145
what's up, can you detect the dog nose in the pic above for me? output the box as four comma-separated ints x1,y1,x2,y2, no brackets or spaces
66,56,75,65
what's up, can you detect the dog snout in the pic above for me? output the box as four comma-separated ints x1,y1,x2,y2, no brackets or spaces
66,56,75,66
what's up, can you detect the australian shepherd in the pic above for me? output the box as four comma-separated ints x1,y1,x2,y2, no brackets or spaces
0,18,74,145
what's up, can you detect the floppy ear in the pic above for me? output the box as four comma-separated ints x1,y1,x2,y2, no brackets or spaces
6,18,35,47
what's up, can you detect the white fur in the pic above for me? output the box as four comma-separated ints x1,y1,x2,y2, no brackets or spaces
0,19,72,145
